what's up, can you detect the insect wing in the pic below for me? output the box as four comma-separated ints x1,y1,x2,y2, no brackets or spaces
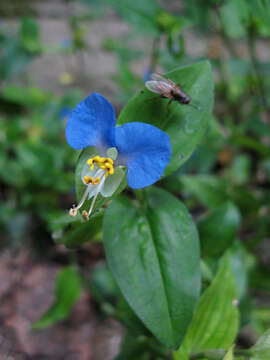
145,80,172,97
151,73,176,87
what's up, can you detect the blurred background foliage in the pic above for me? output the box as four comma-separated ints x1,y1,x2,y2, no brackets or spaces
0,0,270,359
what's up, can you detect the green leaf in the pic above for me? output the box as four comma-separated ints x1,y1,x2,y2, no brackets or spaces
247,0,270,34
105,0,161,35
118,61,214,176
180,175,229,209
220,0,248,39
2,85,51,108
103,187,201,349
0,37,33,81
59,209,104,248
229,241,252,300
223,346,234,360
88,263,149,336
198,202,241,257
115,333,170,360
249,329,270,360
20,17,41,53
75,147,127,215
229,185,260,216
229,155,251,185
174,254,239,359
32,267,82,329
250,266,270,294
88,262,120,303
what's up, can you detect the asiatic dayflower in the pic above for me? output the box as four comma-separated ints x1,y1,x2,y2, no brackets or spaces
65,92,171,220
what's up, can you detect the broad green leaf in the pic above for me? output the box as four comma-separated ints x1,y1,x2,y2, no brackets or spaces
103,187,201,349
250,329,270,360
32,267,82,329
118,61,214,176
198,202,241,257
75,147,127,215
180,175,229,209
174,254,239,359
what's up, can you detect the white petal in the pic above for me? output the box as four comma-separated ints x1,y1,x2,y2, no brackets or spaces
101,167,125,197
81,162,99,183
88,174,106,199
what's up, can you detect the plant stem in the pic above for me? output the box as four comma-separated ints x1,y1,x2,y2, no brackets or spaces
247,23,269,111
133,189,147,208
150,36,161,72
213,6,238,58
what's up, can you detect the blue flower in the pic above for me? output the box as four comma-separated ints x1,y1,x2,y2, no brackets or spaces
66,93,171,219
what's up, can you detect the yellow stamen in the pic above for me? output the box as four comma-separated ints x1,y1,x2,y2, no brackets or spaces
83,176,91,184
104,162,114,177
93,177,100,185
83,176,100,185
105,158,114,165
86,156,114,177
87,155,107,170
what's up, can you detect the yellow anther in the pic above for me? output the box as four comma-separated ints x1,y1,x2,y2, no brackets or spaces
104,162,114,177
87,156,107,170
82,210,89,221
105,158,114,165
92,177,100,185
105,162,114,175
83,176,100,185
87,158,95,171
86,156,114,175
83,176,91,184
69,207,78,217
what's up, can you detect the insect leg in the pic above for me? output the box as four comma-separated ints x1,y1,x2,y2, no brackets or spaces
166,98,173,118
189,103,201,111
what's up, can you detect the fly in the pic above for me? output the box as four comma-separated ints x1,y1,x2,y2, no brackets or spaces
145,73,199,110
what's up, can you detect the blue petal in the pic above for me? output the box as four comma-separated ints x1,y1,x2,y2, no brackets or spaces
115,122,171,189
65,93,115,151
